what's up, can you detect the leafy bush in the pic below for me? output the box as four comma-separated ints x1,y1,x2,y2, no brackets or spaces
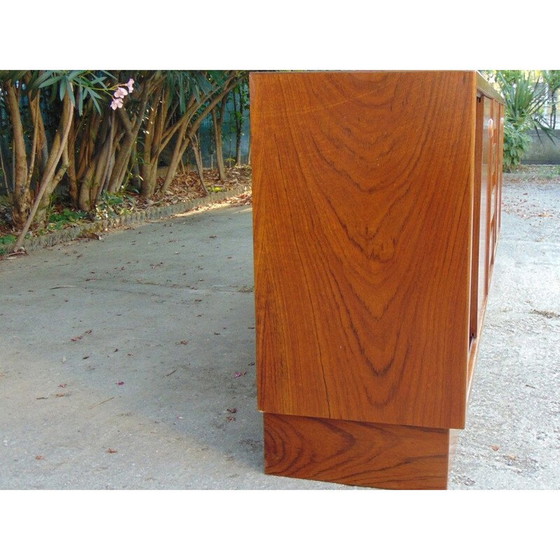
0,234,16,255
503,120,531,171
490,70,554,171
48,208,89,226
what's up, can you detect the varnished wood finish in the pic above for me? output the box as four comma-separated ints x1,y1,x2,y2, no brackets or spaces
264,413,450,490
252,71,477,429
476,73,505,104
251,71,504,489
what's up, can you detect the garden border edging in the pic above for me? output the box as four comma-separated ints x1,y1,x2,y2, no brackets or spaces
7,184,250,255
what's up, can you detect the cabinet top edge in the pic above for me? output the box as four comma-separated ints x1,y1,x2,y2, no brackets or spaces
476,72,505,104
251,70,478,78
250,70,504,104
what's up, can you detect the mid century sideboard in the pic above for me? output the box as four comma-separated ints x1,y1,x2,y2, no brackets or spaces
250,71,504,489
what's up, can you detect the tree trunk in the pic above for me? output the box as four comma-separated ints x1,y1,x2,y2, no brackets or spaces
139,99,164,198
28,92,49,176
14,94,74,250
212,97,227,181
77,115,123,210
78,166,96,211
190,132,207,193
159,74,244,194
34,94,75,225
232,87,244,165
140,159,160,198
5,82,31,229
130,143,142,192
111,92,150,194
157,118,190,196
0,142,11,194
66,120,79,206
140,95,198,198
235,127,243,165
115,73,166,196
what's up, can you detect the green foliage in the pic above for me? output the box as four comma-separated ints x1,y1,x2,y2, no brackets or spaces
47,208,89,228
496,71,549,129
0,233,16,255
503,119,531,171
1,69,247,234
0,70,115,115
486,70,556,171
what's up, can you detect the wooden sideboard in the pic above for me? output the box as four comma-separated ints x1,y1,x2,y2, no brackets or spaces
250,71,504,489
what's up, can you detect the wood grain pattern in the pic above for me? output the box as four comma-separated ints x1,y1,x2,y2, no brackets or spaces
264,413,451,489
251,72,479,429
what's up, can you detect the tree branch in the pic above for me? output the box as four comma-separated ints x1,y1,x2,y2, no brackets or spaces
14,94,74,251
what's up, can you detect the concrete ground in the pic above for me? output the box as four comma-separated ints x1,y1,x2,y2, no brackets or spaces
1,179,559,490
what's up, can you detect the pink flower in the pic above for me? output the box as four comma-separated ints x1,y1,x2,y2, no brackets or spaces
110,97,123,110
109,79,136,110
114,87,129,99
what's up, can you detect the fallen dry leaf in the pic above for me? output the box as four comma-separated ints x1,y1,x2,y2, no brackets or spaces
71,329,93,342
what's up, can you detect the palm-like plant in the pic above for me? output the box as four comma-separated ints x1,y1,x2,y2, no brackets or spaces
492,70,554,170
542,70,560,128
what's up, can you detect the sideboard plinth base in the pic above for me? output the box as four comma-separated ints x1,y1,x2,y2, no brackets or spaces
263,412,452,490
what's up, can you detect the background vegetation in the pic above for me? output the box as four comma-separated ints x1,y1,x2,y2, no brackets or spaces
0,70,249,250
482,70,560,170
1,70,559,254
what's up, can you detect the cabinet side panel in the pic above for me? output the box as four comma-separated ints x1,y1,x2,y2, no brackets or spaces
251,71,475,428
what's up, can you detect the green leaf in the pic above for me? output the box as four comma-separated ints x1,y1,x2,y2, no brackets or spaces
90,94,102,114
67,70,83,81
37,72,64,89
86,89,102,100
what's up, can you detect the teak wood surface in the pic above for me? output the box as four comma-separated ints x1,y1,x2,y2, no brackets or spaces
252,72,481,429
263,413,451,490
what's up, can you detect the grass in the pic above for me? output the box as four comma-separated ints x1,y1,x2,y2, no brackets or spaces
0,233,16,255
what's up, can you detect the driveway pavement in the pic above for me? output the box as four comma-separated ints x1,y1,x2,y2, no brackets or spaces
1,181,559,490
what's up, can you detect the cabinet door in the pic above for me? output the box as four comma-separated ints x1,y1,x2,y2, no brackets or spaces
496,103,504,232
470,96,484,346
478,96,493,318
